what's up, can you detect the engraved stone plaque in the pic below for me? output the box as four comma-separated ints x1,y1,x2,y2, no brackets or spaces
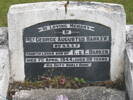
23,20,111,81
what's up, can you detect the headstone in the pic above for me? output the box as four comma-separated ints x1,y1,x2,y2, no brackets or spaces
8,1,126,82
0,27,9,100
125,25,133,100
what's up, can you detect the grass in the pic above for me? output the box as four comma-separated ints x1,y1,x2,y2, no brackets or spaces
0,0,133,26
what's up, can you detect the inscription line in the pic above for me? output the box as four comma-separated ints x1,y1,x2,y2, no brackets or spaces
25,57,109,63
25,36,110,43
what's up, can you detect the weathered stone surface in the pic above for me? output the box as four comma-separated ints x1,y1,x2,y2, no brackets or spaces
13,87,126,100
0,27,9,100
0,47,9,100
0,27,8,45
8,1,126,81
126,25,133,43
125,43,133,100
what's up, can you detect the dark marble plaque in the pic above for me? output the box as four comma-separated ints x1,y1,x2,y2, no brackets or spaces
23,20,111,81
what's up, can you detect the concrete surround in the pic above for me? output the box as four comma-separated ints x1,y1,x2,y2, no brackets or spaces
0,28,9,100
125,25,133,100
